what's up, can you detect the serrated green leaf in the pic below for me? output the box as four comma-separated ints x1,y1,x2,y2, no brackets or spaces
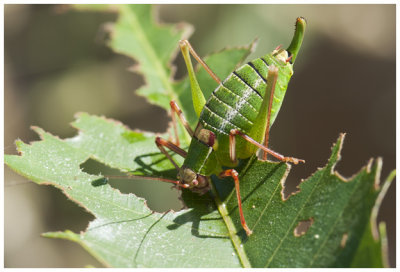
215,134,389,267
5,114,241,268
106,4,254,142
5,119,392,267
108,4,192,110
67,112,180,177
350,169,395,268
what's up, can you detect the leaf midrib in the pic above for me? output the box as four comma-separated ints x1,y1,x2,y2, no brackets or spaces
210,181,251,268
122,5,178,103
121,6,191,145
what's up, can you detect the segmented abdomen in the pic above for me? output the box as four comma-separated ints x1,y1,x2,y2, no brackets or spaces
200,56,271,136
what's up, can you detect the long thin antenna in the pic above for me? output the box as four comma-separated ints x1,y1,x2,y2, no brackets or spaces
105,175,189,188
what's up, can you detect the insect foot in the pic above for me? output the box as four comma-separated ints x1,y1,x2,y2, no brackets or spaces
283,157,305,165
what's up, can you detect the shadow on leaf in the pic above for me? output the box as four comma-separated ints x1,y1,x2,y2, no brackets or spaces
167,190,230,239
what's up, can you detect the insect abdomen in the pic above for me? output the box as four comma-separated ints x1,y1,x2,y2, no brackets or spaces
201,54,293,137
200,57,271,136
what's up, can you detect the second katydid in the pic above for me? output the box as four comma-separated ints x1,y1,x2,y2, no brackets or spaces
155,17,306,236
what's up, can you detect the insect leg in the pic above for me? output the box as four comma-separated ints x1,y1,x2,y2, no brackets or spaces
262,66,278,160
103,137,189,189
247,65,279,159
179,40,221,84
179,40,220,117
169,100,194,147
155,137,187,171
104,137,189,189
219,169,253,236
229,129,305,164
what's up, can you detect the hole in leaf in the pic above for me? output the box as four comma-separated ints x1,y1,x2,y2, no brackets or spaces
80,158,182,212
341,232,348,248
293,217,314,237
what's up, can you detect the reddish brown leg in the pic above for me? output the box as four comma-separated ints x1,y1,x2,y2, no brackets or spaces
169,100,194,147
229,129,305,164
220,169,253,236
179,40,221,84
155,137,187,171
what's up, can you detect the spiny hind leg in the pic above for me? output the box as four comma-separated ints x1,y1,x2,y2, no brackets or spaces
219,169,252,236
229,129,305,164
261,66,278,160
246,65,302,162
169,100,194,146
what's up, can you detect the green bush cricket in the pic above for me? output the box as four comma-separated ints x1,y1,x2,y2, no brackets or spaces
114,17,306,236
153,17,306,236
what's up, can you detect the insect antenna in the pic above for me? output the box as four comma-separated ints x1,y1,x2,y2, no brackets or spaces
104,174,189,188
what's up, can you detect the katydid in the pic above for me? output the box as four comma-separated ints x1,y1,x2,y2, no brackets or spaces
129,17,306,236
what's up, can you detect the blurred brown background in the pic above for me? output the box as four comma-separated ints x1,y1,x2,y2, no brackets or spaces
4,4,395,267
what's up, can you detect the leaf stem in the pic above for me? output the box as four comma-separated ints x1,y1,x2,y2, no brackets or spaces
209,179,251,268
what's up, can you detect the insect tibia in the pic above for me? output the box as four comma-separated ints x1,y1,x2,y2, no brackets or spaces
286,17,306,64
